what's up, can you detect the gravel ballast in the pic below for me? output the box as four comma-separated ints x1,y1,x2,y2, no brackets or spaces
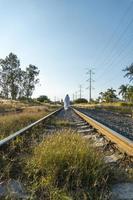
78,108,133,140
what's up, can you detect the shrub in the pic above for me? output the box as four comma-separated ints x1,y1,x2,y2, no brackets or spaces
74,98,88,104
37,95,51,103
27,132,113,199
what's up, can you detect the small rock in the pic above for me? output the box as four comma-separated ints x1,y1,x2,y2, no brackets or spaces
79,125,90,129
104,154,119,163
111,182,133,200
0,182,7,196
0,179,29,199
77,128,93,133
94,141,105,147
84,135,92,139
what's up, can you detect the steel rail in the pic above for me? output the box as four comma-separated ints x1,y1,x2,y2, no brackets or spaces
0,107,62,147
73,108,133,156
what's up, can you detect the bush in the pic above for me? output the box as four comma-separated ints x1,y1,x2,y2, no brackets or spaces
118,102,133,107
27,132,113,199
37,95,50,103
74,98,88,104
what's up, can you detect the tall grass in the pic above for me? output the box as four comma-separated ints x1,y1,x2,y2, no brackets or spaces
0,99,28,112
0,106,57,139
26,132,113,199
0,99,61,113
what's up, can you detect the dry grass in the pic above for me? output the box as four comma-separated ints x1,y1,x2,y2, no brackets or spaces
74,102,133,115
0,105,58,139
0,99,60,113
26,131,114,200
0,128,128,199
50,118,75,127
0,99,28,112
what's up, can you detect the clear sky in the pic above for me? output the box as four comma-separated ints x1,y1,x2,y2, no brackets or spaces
0,0,133,101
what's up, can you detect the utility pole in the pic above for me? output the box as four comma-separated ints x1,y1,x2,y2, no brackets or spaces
75,91,77,100
79,85,83,99
86,69,94,102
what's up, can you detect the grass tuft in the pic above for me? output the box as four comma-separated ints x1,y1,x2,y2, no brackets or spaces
26,131,113,199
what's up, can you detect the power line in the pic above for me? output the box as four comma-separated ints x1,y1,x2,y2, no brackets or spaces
96,1,133,79
97,34,133,82
97,1,133,65
98,18,133,77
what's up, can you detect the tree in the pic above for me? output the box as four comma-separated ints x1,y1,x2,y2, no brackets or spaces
0,71,9,98
37,95,50,103
18,70,27,99
0,53,40,100
127,86,133,102
99,88,118,103
0,53,21,99
23,65,39,99
119,84,128,101
123,63,133,82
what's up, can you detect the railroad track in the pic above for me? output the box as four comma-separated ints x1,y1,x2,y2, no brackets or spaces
0,107,62,148
0,106,133,199
73,108,133,157
0,107,133,157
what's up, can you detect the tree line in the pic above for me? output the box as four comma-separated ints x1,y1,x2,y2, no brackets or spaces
73,63,133,104
0,53,39,100
98,63,133,103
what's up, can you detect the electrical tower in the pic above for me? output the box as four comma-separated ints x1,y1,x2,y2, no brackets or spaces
86,69,95,102
79,85,83,99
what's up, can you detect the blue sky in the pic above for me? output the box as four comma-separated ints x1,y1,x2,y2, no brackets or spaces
0,0,133,101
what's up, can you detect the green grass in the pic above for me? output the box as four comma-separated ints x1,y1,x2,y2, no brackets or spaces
26,131,114,200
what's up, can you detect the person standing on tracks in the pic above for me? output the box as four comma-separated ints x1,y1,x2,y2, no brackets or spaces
64,94,70,110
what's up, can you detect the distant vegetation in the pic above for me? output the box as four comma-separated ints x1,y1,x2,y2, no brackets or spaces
73,98,88,104
0,53,39,100
37,95,51,103
98,64,133,103
74,64,133,104
98,88,118,103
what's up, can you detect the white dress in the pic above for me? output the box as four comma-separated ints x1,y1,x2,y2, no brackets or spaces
64,95,70,110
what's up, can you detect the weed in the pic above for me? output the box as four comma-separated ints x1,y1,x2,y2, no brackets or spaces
26,131,114,199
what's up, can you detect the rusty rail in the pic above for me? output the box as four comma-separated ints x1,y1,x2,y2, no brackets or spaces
73,108,133,156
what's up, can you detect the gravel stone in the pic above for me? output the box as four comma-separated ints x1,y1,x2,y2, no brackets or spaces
78,108,133,140
111,183,133,200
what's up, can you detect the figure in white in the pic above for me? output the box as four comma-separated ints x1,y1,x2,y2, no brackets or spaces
64,94,70,110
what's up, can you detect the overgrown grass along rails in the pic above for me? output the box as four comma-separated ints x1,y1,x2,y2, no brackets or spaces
0,124,46,182
0,105,58,140
26,132,114,200
0,99,61,114
74,102,133,116
49,118,75,127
